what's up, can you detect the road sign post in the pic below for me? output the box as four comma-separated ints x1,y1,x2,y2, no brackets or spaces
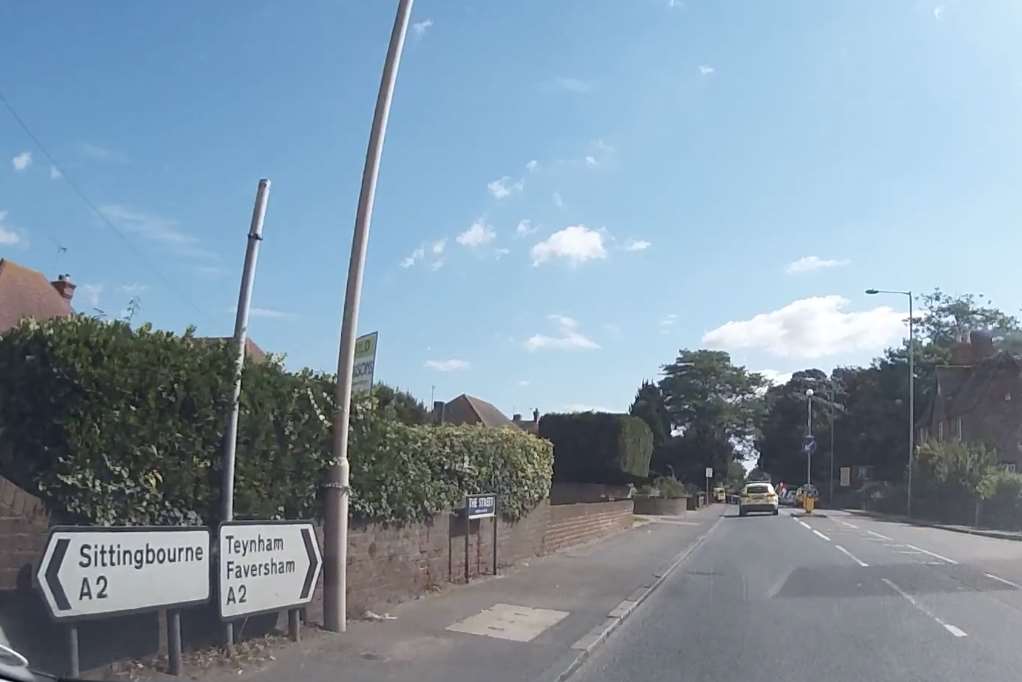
352,332,379,396
705,468,713,505
463,494,497,582
37,527,210,677
217,522,322,622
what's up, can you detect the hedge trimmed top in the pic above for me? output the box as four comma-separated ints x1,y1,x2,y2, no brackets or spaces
0,316,552,526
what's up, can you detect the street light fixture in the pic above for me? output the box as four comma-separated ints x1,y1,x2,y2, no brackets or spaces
866,288,914,517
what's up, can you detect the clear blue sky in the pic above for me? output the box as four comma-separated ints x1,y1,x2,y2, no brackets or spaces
2,1,1021,415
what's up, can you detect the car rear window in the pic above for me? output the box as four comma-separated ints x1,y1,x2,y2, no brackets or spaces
745,485,771,494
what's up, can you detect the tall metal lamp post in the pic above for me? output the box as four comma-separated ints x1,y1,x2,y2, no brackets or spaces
866,288,914,517
805,388,814,486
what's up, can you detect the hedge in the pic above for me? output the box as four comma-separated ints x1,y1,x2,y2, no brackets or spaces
538,411,652,484
0,316,552,525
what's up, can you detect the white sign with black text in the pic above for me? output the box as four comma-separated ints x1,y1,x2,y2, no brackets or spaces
218,522,322,620
37,527,210,622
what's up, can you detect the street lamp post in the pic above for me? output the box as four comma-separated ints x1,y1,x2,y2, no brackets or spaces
805,388,814,486
866,288,914,517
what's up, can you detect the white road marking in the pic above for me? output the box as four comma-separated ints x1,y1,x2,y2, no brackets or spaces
834,544,868,567
905,544,958,565
867,530,893,541
839,520,859,529
812,529,831,542
881,578,967,638
985,573,1022,589
799,521,812,530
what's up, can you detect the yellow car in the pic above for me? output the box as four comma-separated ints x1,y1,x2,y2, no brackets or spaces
713,486,726,503
738,482,779,517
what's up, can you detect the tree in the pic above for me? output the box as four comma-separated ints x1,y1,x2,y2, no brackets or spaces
628,380,670,448
372,384,429,425
917,289,1020,348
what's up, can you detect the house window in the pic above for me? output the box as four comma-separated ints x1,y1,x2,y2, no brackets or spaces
955,416,964,441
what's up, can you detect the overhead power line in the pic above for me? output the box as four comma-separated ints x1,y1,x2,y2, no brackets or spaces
0,89,214,326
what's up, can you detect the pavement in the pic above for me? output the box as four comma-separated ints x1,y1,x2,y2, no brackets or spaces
162,505,723,682
570,506,1022,682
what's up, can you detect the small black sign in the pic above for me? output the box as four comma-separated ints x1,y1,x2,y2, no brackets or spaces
465,494,496,519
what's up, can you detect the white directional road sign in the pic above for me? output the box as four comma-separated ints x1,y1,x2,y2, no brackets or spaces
37,527,210,622
218,522,322,620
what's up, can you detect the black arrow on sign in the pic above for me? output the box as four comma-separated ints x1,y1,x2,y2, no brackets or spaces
300,528,319,600
46,537,71,611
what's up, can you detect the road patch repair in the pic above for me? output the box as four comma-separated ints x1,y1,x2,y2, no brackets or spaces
446,603,570,642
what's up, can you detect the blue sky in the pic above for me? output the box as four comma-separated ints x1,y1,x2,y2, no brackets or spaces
2,1,1021,416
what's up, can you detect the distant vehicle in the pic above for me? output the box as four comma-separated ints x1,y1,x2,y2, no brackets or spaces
738,482,779,516
713,486,726,503
779,490,797,506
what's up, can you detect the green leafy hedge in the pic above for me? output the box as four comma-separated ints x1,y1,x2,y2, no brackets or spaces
0,316,552,525
538,412,652,484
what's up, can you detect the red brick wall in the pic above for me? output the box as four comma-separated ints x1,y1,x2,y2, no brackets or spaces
0,475,49,591
543,500,634,554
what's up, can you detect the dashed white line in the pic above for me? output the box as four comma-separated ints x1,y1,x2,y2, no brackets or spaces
834,544,868,567
799,521,812,530
867,530,893,541
812,529,831,542
881,578,967,638
985,573,1022,589
839,520,859,529
905,544,958,565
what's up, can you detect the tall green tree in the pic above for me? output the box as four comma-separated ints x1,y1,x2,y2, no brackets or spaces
628,380,670,448
372,384,429,425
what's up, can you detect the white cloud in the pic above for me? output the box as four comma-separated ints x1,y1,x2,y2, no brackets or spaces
515,219,538,237
49,165,62,180
430,259,445,271
431,239,446,255
79,142,123,161
401,246,425,268
0,211,23,245
80,283,103,308
585,155,598,167
660,313,678,327
495,247,510,260
487,175,524,199
518,380,531,387
425,358,470,372
758,369,794,386
99,204,210,258
702,295,906,359
525,159,539,172
530,225,607,267
457,219,496,248
785,255,851,274
553,76,593,94
250,307,297,320
624,239,651,252
552,191,565,208
933,5,944,20
667,0,685,8
698,65,716,76
119,283,148,296
525,314,600,352
412,18,433,36
11,151,31,172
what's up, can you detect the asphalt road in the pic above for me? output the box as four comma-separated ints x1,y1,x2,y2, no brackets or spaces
571,506,1022,682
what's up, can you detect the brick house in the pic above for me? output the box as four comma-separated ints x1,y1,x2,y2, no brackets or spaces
512,409,541,435
917,331,1022,470
435,394,513,427
0,258,75,334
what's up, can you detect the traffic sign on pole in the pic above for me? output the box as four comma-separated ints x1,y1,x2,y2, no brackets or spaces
37,527,210,622
218,521,322,620
351,332,379,396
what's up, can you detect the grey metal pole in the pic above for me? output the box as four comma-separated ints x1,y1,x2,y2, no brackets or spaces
167,610,182,676
68,625,79,678
907,292,914,518
220,178,270,648
323,0,414,633
829,380,835,504
807,394,813,485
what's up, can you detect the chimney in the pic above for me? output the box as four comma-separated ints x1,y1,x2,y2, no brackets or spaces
51,273,76,301
432,401,445,425
533,408,539,422
512,413,522,423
